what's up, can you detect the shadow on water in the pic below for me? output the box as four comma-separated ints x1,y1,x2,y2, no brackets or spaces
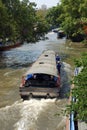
59,62,73,99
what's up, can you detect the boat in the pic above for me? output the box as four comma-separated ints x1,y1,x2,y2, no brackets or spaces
57,30,66,38
0,41,22,51
52,28,59,33
19,50,61,100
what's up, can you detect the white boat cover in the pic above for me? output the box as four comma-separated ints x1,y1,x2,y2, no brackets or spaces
25,50,58,77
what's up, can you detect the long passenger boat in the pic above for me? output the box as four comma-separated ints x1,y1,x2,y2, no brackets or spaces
19,50,61,100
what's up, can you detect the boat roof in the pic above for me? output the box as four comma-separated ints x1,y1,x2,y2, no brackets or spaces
25,50,58,77
59,30,64,33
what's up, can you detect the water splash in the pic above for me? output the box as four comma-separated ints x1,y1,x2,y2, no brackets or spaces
0,99,67,130
14,99,56,130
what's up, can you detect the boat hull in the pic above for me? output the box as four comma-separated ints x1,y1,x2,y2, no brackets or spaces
19,50,61,100
20,86,60,99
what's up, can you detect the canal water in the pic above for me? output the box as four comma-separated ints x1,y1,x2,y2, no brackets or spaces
0,32,73,130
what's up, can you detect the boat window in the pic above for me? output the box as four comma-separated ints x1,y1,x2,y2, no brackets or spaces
39,62,44,64
44,54,48,57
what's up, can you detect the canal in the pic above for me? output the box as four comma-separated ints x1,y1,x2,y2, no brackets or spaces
0,32,76,130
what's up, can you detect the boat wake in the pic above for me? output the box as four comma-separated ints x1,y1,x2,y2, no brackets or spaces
0,62,73,130
0,99,67,130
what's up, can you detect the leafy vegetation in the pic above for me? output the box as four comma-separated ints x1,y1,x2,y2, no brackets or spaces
1,0,87,43
67,52,87,122
45,0,87,42
0,0,49,44
46,5,64,28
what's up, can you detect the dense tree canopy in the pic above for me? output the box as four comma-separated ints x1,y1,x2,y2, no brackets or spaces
46,5,64,28
45,3,63,27
35,9,50,39
0,0,49,43
60,0,87,41
45,0,87,41
1,0,87,43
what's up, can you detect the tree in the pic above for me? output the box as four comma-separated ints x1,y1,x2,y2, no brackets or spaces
60,0,87,41
45,0,87,41
0,0,14,41
35,9,50,39
15,0,37,42
0,0,49,43
46,5,63,28
0,0,22,42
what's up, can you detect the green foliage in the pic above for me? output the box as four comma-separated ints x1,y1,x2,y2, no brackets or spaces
46,5,64,27
35,9,50,39
68,52,87,122
0,0,49,43
0,1,9,38
45,0,87,41
60,0,87,40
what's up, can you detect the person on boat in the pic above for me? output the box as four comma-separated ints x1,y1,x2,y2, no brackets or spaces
24,74,33,87
56,54,61,63
57,61,61,74
50,75,60,87
56,75,60,87
0,38,3,46
25,74,33,80
0,43,2,46
33,74,37,79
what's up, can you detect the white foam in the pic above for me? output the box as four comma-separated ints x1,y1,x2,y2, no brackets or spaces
14,99,56,130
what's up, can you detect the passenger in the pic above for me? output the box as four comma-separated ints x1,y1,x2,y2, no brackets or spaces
21,76,26,86
43,74,50,80
50,76,60,87
25,74,33,80
56,54,61,63
56,75,60,87
33,74,37,79
50,75,55,87
54,76,58,81
24,74,33,87
37,74,43,80
50,75,54,80
57,61,61,74
50,76,57,81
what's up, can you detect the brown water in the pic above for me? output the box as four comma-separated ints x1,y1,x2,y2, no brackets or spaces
0,32,86,130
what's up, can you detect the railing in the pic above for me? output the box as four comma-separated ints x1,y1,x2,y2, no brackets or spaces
70,67,80,130
66,67,82,130
70,111,75,130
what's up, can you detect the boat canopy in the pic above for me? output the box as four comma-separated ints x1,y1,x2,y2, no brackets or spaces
25,50,58,77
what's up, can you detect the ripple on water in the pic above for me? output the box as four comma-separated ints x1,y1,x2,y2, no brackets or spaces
0,98,67,130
